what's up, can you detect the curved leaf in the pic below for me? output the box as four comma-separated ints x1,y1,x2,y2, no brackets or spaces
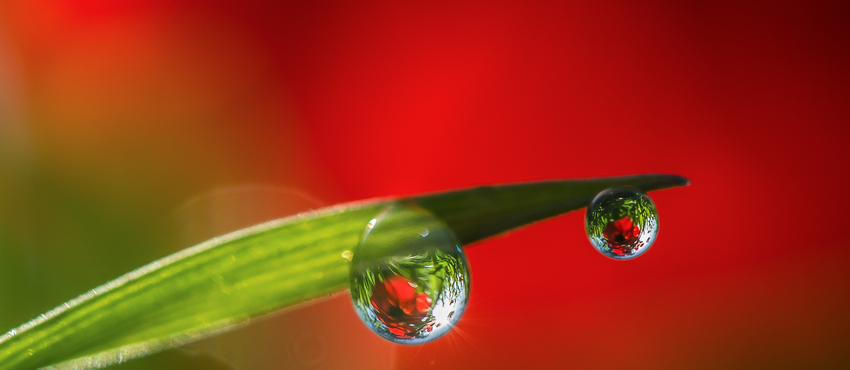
0,174,689,370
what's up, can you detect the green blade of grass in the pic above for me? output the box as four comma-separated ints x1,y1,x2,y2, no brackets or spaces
0,174,689,370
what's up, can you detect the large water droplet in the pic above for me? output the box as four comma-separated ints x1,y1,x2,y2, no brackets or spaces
349,204,470,344
585,187,659,260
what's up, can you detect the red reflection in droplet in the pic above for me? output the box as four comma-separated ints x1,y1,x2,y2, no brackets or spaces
370,275,432,338
603,216,641,255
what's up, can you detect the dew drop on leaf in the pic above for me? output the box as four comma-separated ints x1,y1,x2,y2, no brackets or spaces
348,204,470,344
585,187,659,260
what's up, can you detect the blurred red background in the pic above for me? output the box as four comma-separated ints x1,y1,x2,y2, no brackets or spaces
0,1,848,369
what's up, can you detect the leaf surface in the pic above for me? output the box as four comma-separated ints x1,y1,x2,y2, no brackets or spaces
0,174,688,370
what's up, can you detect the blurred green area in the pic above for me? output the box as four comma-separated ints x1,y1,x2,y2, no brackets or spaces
0,160,166,329
0,103,327,368
0,3,326,348
0,16,364,363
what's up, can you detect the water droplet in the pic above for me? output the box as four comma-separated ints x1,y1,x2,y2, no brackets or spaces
349,204,470,344
585,187,659,260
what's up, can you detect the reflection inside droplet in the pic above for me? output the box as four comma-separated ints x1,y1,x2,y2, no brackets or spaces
349,204,470,344
585,187,659,260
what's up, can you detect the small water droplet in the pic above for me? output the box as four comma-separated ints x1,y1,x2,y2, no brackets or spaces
341,250,353,261
585,187,659,260
349,204,470,344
